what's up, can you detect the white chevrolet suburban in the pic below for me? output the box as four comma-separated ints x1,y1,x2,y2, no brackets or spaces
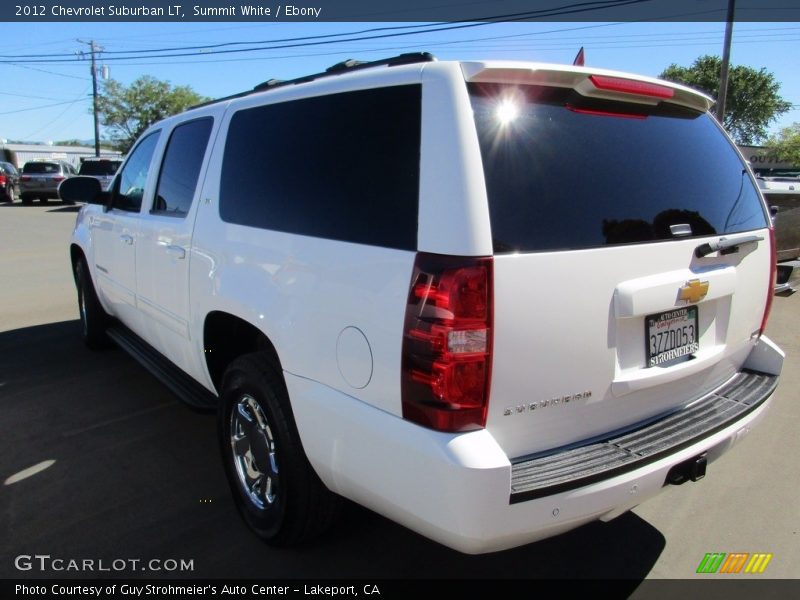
61,53,784,554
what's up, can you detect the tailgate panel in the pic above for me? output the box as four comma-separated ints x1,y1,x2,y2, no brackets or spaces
486,237,770,459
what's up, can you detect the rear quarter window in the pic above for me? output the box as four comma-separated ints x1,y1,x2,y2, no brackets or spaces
469,83,769,253
219,85,421,251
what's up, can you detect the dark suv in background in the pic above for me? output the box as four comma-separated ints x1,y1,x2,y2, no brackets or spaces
78,157,122,191
19,160,77,204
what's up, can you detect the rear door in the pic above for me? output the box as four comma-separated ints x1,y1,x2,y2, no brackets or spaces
135,114,216,371
467,77,773,459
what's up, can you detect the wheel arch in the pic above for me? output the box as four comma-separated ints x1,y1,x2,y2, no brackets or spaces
70,243,85,269
69,243,88,285
203,311,283,394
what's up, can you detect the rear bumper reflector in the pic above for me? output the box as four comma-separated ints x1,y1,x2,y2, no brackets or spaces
510,370,777,504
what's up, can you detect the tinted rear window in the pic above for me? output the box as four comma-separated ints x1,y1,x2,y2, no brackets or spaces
79,160,121,176
469,84,768,253
23,162,60,174
220,85,421,251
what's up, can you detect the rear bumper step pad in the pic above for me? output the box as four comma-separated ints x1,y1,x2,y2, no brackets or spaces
510,370,777,504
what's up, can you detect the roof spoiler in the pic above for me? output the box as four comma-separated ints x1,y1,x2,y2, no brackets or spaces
461,63,713,113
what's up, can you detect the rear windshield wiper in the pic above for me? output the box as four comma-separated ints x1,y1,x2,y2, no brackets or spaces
695,235,764,258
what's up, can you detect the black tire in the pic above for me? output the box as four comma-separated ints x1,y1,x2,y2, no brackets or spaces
219,353,340,546
39,196,48,204
6,186,15,203
74,258,110,349
21,194,32,205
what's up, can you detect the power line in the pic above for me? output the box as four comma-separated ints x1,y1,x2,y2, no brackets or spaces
0,0,655,64
0,90,78,101
6,62,91,81
10,10,784,70
0,97,90,116
23,86,92,139
13,29,797,69
0,22,479,58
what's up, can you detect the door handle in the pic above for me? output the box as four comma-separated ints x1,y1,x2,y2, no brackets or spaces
166,245,186,259
120,234,134,245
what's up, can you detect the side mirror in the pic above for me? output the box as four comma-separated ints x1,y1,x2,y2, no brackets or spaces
58,176,108,205
770,205,779,217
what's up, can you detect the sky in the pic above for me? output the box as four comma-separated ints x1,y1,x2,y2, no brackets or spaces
1,19,798,144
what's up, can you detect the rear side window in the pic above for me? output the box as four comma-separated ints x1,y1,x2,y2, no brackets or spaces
220,85,421,250
153,118,213,217
469,84,769,253
23,162,59,174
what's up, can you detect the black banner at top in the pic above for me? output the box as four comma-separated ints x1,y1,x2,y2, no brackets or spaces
2,0,800,23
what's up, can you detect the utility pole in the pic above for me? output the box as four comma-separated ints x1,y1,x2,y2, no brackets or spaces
90,41,100,157
715,0,736,124
79,40,103,157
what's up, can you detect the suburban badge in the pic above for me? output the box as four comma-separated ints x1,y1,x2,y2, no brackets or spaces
504,391,592,416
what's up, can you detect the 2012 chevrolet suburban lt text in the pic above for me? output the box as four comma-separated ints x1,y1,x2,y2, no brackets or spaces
61,53,784,554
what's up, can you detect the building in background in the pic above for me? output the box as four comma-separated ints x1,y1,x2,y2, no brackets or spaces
739,145,799,177
0,142,121,169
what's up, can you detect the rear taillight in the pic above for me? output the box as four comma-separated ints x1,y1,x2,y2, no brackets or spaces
589,75,675,99
0,175,6,186
401,253,493,432
759,227,777,336
20,176,30,182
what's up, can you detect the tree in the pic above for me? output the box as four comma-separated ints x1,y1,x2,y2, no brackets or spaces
767,123,800,166
55,139,87,147
660,55,791,144
96,76,208,152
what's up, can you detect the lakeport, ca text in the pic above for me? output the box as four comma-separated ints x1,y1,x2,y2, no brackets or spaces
15,5,323,18
15,584,380,597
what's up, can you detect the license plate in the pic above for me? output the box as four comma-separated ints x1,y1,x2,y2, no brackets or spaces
645,307,699,367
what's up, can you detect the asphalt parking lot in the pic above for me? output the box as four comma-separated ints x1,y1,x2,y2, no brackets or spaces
1,203,798,584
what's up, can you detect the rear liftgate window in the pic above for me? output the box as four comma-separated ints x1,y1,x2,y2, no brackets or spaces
220,85,421,251
468,83,768,253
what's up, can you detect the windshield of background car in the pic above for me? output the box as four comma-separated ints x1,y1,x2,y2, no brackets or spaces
468,83,769,253
23,162,60,174
79,160,121,176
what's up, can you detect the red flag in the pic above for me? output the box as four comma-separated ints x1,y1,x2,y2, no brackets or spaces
573,46,585,66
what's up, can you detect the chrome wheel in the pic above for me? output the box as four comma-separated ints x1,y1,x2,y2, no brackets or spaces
219,353,341,544
230,394,279,510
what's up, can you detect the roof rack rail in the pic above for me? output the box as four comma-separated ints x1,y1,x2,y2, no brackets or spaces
191,52,435,110
254,52,435,91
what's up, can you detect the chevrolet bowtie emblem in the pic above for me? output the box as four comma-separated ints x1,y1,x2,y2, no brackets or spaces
679,279,709,303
